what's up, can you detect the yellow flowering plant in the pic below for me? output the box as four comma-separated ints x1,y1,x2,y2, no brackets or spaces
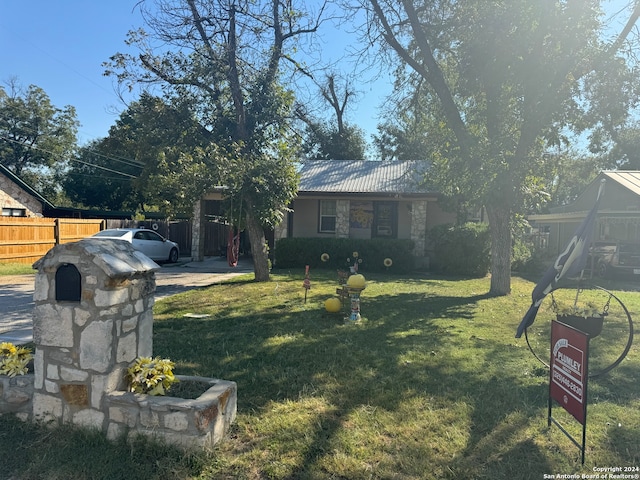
126,356,178,396
554,301,603,319
0,342,33,377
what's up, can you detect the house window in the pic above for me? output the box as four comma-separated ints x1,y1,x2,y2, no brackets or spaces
318,200,337,233
2,208,26,217
372,202,397,238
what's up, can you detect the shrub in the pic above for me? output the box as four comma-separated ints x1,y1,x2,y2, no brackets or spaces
0,342,33,377
429,223,490,277
274,237,415,273
126,356,178,396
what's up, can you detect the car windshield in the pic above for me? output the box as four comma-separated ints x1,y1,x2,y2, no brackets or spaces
94,230,129,238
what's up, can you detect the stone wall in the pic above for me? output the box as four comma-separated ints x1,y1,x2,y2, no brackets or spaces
410,200,428,259
31,239,157,428
106,375,237,449
0,374,34,420
0,238,237,450
0,174,43,216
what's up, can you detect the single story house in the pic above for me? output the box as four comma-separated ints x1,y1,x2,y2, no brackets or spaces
528,170,640,254
0,163,54,217
192,160,457,264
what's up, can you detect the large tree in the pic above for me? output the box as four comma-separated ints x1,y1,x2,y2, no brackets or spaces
0,80,78,182
104,0,326,281
64,93,210,213
297,73,368,160
363,0,640,295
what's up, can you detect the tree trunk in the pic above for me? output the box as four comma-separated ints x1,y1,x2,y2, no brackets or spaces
486,204,512,296
245,208,270,282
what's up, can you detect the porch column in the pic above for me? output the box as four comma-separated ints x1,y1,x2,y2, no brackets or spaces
336,200,350,238
411,200,427,258
274,213,288,241
191,199,205,262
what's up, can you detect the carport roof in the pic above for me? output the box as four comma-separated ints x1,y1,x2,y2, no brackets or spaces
298,160,431,194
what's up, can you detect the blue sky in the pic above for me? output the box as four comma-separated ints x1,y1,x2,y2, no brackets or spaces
1,1,633,148
1,1,391,146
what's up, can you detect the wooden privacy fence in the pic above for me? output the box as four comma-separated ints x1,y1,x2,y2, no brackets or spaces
0,217,105,264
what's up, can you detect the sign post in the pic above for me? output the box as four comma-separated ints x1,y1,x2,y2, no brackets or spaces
548,319,590,465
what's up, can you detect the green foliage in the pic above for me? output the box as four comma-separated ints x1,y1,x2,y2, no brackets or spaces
0,263,35,276
274,237,415,273
429,222,491,277
0,80,78,203
64,94,211,213
0,342,33,377
103,3,318,280
0,81,78,176
126,356,178,396
367,0,640,294
1,274,638,478
302,122,368,160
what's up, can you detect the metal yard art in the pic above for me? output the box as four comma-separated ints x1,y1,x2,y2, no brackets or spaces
523,285,634,465
516,179,635,464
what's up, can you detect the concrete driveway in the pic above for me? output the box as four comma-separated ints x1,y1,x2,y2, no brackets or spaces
0,256,252,344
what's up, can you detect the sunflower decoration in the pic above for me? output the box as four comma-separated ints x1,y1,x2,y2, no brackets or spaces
320,253,330,262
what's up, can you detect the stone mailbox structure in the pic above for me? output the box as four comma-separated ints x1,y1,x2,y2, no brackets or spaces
31,238,158,427
1,238,238,449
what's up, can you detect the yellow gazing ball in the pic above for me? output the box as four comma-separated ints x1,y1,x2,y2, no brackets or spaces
346,274,366,289
324,297,342,313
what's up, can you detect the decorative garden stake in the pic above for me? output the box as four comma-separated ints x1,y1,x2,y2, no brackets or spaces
303,265,311,303
346,274,366,321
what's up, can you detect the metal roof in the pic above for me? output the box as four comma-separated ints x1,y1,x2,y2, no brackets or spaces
298,160,430,194
602,170,640,196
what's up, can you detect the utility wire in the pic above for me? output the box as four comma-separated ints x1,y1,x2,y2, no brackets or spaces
1,106,146,169
0,134,138,179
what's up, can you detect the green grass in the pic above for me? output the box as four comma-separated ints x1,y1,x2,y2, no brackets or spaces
0,262,36,275
1,271,638,479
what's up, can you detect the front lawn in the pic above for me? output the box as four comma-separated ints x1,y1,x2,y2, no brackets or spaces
1,271,638,479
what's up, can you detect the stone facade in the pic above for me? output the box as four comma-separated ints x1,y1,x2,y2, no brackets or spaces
30,239,158,427
191,199,205,262
410,200,428,258
0,374,34,419
0,173,43,217
106,375,237,448
0,238,237,450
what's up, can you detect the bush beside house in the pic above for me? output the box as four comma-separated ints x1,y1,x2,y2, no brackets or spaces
429,223,491,277
274,238,415,273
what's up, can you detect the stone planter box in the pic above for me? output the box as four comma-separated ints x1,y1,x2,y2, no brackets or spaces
0,374,34,419
4,240,237,450
105,375,237,449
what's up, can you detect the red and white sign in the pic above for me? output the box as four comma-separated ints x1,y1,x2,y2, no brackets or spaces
549,320,589,424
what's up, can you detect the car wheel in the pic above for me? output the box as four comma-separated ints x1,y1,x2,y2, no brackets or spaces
597,262,608,278
168,248,179,263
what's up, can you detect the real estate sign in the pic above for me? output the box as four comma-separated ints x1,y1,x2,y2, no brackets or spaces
549,320,589,424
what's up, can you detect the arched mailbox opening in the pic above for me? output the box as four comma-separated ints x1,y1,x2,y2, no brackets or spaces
55,264,81,302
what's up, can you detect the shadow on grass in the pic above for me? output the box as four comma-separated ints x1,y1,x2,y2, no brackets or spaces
152,279,561,478
5,272,634,478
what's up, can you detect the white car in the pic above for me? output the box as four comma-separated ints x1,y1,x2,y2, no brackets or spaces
92,228,180,263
